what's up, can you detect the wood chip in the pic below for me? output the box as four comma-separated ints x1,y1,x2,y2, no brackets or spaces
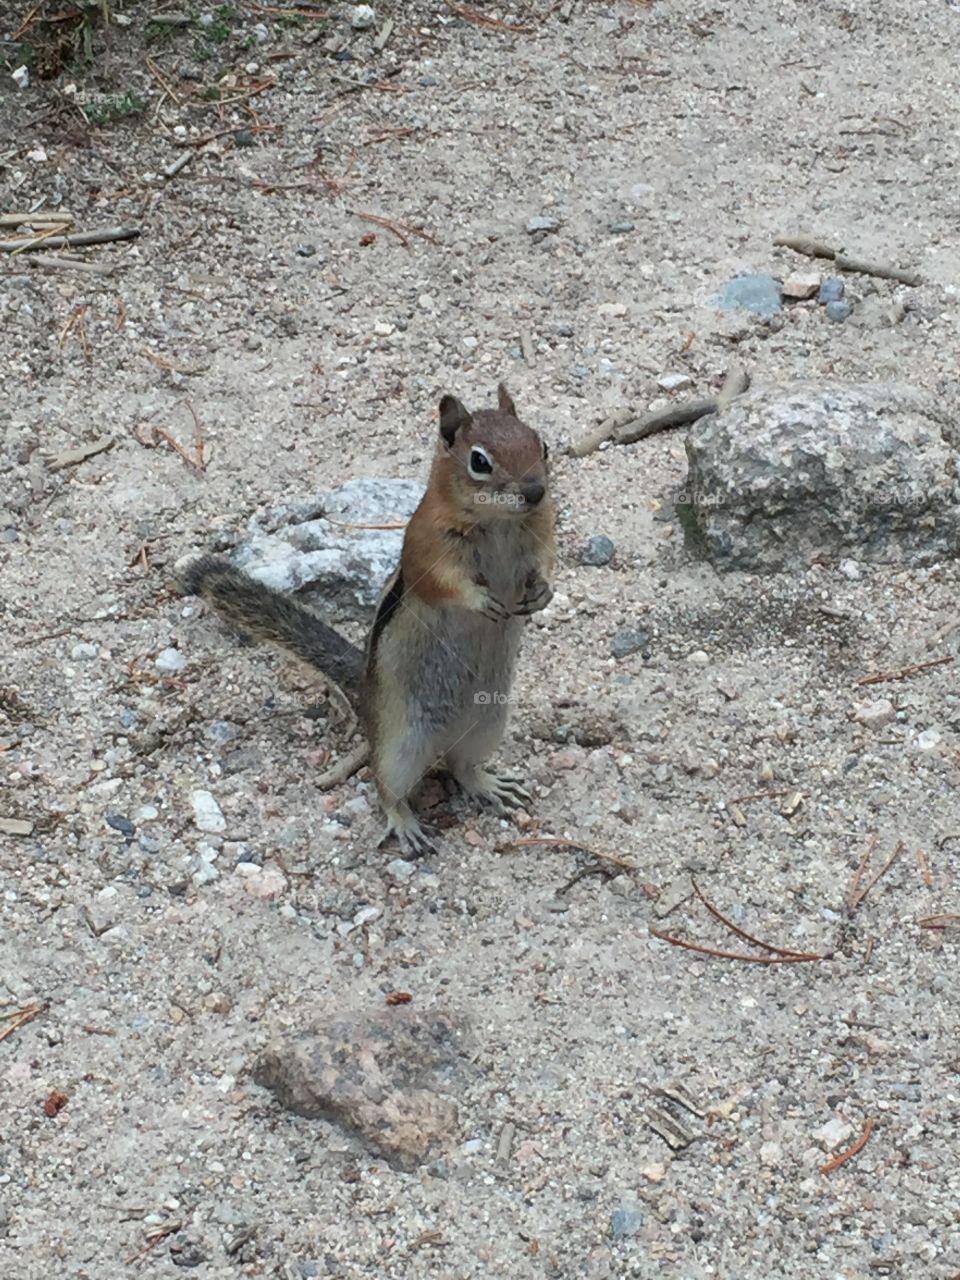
646,1104,695,1150
496,1121,516,1165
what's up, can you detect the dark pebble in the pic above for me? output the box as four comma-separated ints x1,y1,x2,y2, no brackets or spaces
221,746,264,776
118,709,138,729
139,834,162,855
418,76,438,86
818,276,845,304
333,49,354,61
295,243,317,257
205,720,236,745
825,300,852,323
138,885,154,898
607,220,636,234
579,535,616,566
106,814,136,838
553,322,575,337
233,129,255,147
611,629,651,660
0,528,17,543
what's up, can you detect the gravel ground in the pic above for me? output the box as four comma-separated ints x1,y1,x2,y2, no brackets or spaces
2,2,959,1277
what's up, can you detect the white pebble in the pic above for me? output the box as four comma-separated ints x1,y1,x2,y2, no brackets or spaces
351,4,376,29
657,371,692,392
852,699,895,730
155,647,186,673
191,789,226,834
71,642,99,661
12,66,30,90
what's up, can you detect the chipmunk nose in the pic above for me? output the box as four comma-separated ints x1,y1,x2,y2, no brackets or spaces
522,482,545,506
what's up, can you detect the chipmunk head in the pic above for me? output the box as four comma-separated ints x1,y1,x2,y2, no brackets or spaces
437,383,549,520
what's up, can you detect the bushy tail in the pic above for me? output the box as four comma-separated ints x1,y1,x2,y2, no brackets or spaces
181,556,365,701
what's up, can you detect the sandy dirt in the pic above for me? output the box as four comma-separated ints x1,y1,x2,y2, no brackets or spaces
2,1,959,1276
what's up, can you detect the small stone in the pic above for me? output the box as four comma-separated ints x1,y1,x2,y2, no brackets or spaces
191,790,226,834
825,300,852,323
70,642,98,661
461,1138,483,1155
526,215,560,234
657,371,692,392
597,302,627,318
236,861,287,899
607,220,635,234
374,321,395,336
234,129,255,147
839,558,862,580
192,858,220,887
640,1162,666,1183
814,1116,854,1150
578,535,615,566
136,804,159,822
12,65,30,90
782,271,821,300
711,273,783,319
253,1007,468,1169
687,649,710,665
818,277,845,304
851,296,905,329
610,1205,644,1238
350,3,376,28
611,629,650,660
155,647,186,674
759,1140,782,1167
0,528,17,543
205,720,236,745
295,243,317,257
84,893,118,938
915,727,942,752
105,814,136,838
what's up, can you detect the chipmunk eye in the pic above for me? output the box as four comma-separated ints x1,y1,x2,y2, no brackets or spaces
541,439,549,461
469,447,494,478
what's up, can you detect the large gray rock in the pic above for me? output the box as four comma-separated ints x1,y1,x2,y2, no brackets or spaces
234,478,423,611
254,1006,470,1170
682,383,960,572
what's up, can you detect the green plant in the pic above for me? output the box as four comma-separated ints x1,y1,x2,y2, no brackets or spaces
84,91,146,124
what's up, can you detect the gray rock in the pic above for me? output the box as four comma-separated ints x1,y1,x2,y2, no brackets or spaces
386,857,417,881
610,1205,645,1238
818,277,845,303
607,220,635,234
579,535,616,566
526,215,560,234
610,628,650,659
683,382,960,573
234,129,255,147
710,274,783,319
70,642,98,661
0,527,17,543
236,478,422,611
295,243,317,257
254,1007,471,1169
825,300,852,323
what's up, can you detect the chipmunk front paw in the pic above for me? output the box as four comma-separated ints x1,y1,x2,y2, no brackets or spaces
513,571,554,616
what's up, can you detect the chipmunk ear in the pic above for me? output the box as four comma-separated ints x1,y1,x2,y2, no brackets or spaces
439,395,471,446
497,382,518,418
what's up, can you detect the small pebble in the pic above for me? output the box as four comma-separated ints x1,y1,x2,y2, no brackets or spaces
191,789,226,834
610,1206,644,1238
825,300,852,323
71,642,99,661
578,535,616,566
526,215,560,234
656,371,692,392
234,129,255,147
0,528,17,543
105,814,136,838
386,858,417,881
350,3,376,28
295,243,317,257
155,647,186,674
610,629,651,660
607,220,635,234
782,270,821,300
711,273,783,319
818,276,845,304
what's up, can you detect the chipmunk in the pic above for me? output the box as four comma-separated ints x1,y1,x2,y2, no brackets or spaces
183,383,555,856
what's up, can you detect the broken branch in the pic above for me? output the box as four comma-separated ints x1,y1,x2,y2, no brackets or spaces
0,226,140,254
648,928,823,963
773,234,922,286
857,655,954,685
613,366,750,446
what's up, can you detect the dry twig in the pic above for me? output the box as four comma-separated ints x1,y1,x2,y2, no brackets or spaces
0,226,140,253
347,209,438,246
857,655,953,685
691,879,820,959
774,234,922,286
819,1119,874,1174
648,928,822,964
0,1001,47,1044
504,836,637,872
446,1,532,30
847,840,905,909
